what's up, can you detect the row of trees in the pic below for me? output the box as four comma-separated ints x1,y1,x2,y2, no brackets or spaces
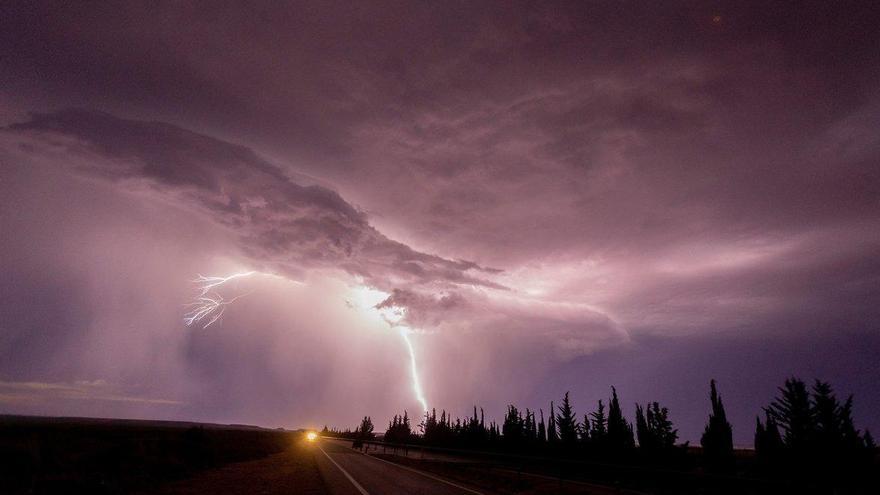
333,377,875,479
372,387,675,458
754,379,875,475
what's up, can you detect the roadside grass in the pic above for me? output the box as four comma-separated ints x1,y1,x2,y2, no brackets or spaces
154,435,326,495
0,416,299,494
370,453,632,495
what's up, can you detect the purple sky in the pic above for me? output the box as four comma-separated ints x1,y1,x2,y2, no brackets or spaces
1,1,879,445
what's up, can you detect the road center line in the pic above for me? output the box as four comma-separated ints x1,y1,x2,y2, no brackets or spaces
318,445,370,495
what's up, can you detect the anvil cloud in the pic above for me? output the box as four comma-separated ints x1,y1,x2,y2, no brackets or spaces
1,1,879,443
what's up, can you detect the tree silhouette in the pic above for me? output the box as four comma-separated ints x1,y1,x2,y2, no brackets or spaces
864,430,876,451
547,401,558,443
385,411,412,444
607,387,634,451
755,411,782,466
636,402,677,452
701,380,733,470
421,408,456,445
589,399,607,448
502,405,524,446
580,413,591,444
488,421,499,442
650,402,678,449
537,409,547,443
812,380,840,454
337,375,875,490
635,404,649,448
524,408,537,444
463,406,486,446
353,415,375,447
766,378,812,453
556,392,579,446
757,377,877,488
835,394,863,454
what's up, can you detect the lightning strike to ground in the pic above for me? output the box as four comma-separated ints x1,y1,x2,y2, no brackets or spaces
372,298,429,412
400,327,429,412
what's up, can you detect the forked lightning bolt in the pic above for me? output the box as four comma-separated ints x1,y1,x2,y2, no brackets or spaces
183,272,257,329
193,272,257,297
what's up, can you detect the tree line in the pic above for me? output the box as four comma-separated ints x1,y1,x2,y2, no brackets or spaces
326,377,876,488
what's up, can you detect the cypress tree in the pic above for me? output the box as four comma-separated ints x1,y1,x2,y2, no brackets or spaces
385,411,412,443
810,380,857,458
635,402,677,452
557,392,579,445
580,414,591,443
547,401,559,443
537,409,546,443
355,416,375,447
837,395,862,452
607,387,634,451
755,411,783,465
635,403,650,450
590,399,608,447
864,430,876,451
766,377,813,456
701,380,734,470
648,402,677,449
502,405,524,446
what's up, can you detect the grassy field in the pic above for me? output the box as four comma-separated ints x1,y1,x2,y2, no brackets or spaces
0,415,326,494
153,437,325,495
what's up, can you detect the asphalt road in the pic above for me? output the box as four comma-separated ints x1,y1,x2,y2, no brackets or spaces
314,439,484,495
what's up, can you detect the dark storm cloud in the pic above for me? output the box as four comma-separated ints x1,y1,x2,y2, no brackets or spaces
6,109,503,291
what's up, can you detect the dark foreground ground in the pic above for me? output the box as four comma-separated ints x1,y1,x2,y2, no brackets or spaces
0,415,325,494
0,415,634,494
156,437,325,495
3,416,876,494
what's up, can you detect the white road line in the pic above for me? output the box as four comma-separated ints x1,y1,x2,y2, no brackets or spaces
318,445,371,495
361,450,484,495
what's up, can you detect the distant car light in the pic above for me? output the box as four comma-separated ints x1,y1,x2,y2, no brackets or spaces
306,431,318,442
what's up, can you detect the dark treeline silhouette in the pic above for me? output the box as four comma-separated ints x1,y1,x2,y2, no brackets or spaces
752,378,877,491
384,410,413,444
324,415,376,448
336,377,877,492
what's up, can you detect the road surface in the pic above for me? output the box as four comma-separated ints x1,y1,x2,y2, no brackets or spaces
314,439,484,495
